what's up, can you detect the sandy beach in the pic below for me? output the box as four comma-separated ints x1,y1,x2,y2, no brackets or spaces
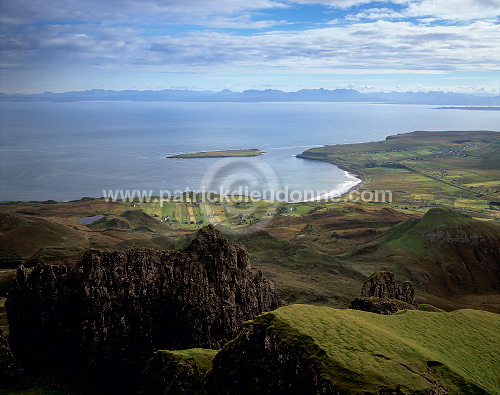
302,170,364,202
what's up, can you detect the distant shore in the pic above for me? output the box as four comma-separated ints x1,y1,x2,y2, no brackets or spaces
167,148,265,159
434,106,500,111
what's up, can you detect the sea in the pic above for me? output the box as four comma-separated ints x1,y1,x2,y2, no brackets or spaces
0,101,498,202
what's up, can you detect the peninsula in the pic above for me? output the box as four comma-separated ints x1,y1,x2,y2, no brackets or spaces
168,148,264,159
297,130,500,216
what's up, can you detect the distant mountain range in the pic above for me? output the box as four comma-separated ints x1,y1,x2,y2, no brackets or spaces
1,88,500,105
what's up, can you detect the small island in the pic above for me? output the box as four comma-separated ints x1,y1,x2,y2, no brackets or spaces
167,148,265,158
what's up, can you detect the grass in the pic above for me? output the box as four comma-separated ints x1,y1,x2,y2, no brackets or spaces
248,305,500,394
167,348,219,372
1,369,98,395
229,229,364,307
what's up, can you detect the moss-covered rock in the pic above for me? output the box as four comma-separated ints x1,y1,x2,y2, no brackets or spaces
350,271,418,315
140,348,217,395
349,297,416,315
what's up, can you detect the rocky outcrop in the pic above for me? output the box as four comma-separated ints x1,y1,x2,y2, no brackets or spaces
6,225,282,390
205,313,340,394
349,297,416,315
108,217,132,229
0,328,23,388
361,271,417,306
140,348,217,395
350,271,417,314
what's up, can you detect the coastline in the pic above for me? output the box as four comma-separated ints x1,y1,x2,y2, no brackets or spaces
305,170,363,202
296,155,365,202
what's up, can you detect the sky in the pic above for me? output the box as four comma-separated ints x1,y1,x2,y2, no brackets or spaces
1,0,499,94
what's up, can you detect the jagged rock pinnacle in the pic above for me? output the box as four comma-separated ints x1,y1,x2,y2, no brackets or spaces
6,225,282,390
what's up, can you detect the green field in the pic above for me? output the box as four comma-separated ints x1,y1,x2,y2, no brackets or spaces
136,194,282,228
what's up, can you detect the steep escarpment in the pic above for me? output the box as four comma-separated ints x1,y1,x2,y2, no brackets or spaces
6,225,282,390
205,305,500,394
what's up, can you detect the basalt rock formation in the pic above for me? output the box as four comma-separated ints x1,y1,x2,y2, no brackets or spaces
0,328,23,387
361,271,417,306
6,225,282,390
349,271,417,314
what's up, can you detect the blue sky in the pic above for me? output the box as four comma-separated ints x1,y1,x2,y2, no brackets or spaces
1,0,499,93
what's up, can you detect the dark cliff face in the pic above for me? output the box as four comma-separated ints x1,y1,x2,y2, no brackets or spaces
6,225,282,389
205,316,341,395
0,328,23,387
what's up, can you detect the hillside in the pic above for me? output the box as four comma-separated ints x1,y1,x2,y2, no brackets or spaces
0,211,87,266
347,208,500,312
232,229,365,307
205,304,500,394
1,200,498,312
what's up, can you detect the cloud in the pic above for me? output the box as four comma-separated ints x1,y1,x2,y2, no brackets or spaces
2,0,498,30
285,0,377,7
405,0,500,21
346,7,403,21
0,0,499,93
2,7,499,73
142,21,500,73
0,0,285,26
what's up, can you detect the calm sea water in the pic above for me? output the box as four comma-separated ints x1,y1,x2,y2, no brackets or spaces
0,101,498,201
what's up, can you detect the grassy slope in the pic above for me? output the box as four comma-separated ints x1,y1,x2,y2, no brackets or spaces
0,211,88,261
253,305,500,394
232,230,365,306
265,204,420,255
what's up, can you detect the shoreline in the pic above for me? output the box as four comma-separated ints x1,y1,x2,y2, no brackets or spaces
302,171,364,202
295,155,365,202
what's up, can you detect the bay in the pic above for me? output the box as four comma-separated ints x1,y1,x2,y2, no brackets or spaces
0,101,498,201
